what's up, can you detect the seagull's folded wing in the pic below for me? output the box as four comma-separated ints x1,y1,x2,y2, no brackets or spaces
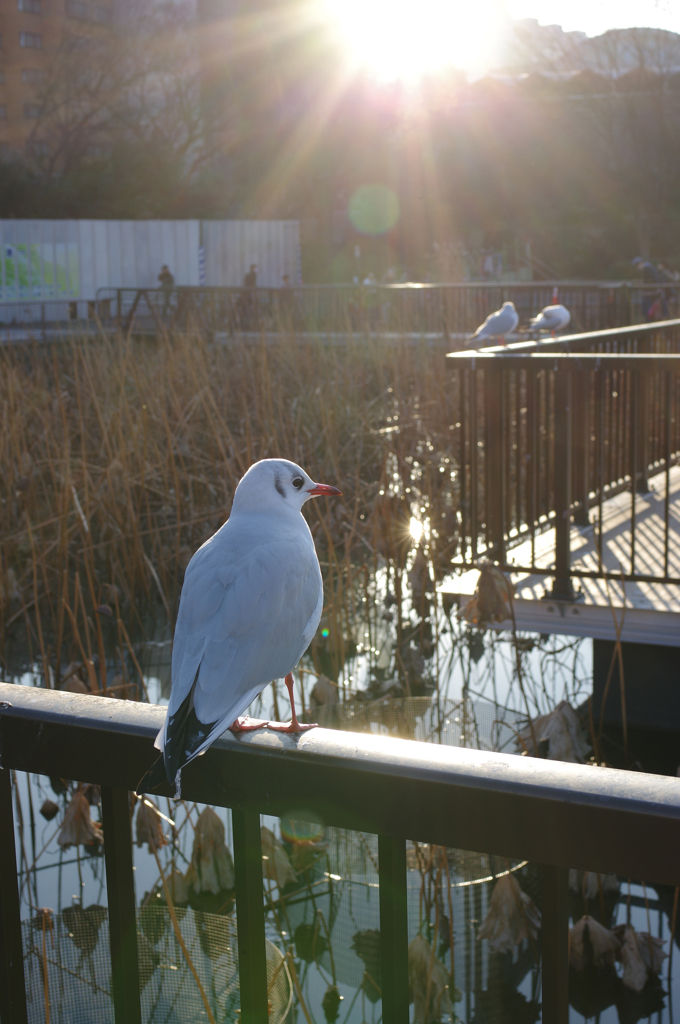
166,532,321,736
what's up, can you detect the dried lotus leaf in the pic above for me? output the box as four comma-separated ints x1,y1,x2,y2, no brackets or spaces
569,915,620,971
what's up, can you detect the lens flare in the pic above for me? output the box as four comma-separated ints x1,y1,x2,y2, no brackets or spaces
348,184,400,235
410,517,423,543
280,816,325,844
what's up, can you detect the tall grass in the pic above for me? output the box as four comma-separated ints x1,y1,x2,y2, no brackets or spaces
0,327,459,693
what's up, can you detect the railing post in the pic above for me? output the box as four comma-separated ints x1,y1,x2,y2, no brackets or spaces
541,864,569,1023
0,767,28,1024
634,366,650,493
232,808,268,1024
101,785,142,1024
484,362,505,563
571,368,589,526
551,366,575,599
378,835,409,1023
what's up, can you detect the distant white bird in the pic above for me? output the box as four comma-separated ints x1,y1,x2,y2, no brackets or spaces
529,304,571,333
138,458,341,796
468,301,519,345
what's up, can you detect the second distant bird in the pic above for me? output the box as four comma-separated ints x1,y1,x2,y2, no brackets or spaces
530,304,571,333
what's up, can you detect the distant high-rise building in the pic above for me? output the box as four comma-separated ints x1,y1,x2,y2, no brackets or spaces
0,0,119,159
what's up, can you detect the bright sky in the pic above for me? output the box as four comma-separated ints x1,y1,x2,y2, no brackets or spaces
325,0,680,79
507,0,678,37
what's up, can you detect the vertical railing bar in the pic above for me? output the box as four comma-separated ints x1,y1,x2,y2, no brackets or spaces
606,367,613,491
499,367,507,567
597,369,605,575
618,364,624,484
101,785,142,1024
0,767,28,1024
664,370,672,579
484,363,503,563
551,365,574,599
474,877,482,1004
530,369,537,569
515,371,522,547
470,366,478,560
232,807,269,1024
459,368,468,562
378,835,409,1024
630,369,637,577
520,369,526,540
464,882,472,1023
541,863,569,1024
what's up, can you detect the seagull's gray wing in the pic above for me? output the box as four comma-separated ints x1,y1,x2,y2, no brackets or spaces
160,518,321,757
471,309,499,338
530,305,570,330
472,305,517,339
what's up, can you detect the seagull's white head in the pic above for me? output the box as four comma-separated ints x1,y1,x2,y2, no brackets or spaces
232,458,341,515
502,301,517,311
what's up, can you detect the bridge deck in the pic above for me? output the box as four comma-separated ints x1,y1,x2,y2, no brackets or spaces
441,465,680,645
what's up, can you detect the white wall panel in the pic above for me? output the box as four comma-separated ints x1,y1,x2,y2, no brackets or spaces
0,219,298,300
202,220,301,288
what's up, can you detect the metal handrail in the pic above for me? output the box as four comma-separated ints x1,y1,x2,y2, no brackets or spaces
468,317,680,355
445,322,680,596
108,284,680,337
1,683,680,1023
0,284,678,338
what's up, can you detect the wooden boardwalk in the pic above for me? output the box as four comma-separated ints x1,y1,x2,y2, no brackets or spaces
441,465,680,646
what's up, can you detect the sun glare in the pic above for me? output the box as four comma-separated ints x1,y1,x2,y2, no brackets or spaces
326,0,507,79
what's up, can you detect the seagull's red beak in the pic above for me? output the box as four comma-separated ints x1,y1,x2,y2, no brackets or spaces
307,483,342,497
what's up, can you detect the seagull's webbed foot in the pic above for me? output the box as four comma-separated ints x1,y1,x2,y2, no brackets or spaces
229,715,269,732
267,720,318,734
267,671,318,734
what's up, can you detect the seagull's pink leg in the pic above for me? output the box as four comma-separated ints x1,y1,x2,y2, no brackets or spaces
229,715,269,732
267,672,318,733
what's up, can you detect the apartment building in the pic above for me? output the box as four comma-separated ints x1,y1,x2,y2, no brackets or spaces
0,0,118,158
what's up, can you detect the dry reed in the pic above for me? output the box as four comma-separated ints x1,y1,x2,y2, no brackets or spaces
0,326,458,697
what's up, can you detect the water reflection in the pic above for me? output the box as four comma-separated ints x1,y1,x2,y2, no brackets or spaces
15,795,679,1023
2,567,677,1022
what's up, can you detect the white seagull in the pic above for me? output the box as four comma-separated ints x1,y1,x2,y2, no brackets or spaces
138,458,341,796
468,301,519,345
530,304,571,333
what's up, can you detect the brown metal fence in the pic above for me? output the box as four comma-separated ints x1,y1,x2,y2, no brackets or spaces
446,320,680,595
104,282,680,337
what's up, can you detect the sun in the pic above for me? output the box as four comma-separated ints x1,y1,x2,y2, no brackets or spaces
325,0,508,80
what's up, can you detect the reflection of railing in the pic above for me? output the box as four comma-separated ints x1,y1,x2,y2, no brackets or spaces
447,320,680,597
103,283,680,337
2,684,680,1022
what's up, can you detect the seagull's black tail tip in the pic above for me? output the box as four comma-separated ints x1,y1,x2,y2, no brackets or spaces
136,754,171,797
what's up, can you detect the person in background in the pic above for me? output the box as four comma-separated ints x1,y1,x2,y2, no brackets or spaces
238,264,258,328
656,262,679,318
158,264,174,317
632,257,665,321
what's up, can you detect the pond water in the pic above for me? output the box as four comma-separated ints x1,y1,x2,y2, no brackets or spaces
5,617,679,1024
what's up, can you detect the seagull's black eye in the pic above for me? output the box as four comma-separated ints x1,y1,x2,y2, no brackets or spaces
292,476,304,489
